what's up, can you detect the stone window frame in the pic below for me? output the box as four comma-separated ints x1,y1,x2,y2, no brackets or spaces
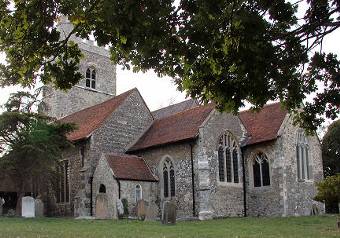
248,151,272,189
135,184,143,203
159,155,176,200
216,130,242,186
56,159,70,204
85,66,96,89
296,130,313,182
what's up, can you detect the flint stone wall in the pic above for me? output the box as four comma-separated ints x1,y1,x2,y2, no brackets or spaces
195,110,246,219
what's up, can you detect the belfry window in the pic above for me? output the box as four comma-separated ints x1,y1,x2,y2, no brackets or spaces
252,152,270,187
162,158,175,198
217,132,240,183
86,68,96,89
296,131,312,181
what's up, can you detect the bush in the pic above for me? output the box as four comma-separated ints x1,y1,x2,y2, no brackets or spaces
314,174,340,204
121,198,129,217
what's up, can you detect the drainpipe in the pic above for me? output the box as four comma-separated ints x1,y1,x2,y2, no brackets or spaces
89,176,93,216
190,143,196,217
241,147,247,217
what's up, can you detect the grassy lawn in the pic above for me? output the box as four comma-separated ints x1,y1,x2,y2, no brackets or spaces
0,215,338,238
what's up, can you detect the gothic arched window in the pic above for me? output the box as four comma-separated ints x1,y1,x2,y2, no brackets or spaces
217,132,240,183
135,184,142,202
86,67,96,89
162,158,175,198
252,152,270,187
296,131,312,181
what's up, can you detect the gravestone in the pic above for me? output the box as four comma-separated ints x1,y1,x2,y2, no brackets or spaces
22,196,35,218
161,201,176,225
0,197,5,216
116,199,124,218
95,193,109,219
136,200,146,221
35,198,44,217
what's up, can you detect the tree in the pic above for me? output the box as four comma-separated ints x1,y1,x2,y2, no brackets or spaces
0,90,74,213
0,0,339,131
322,119,340,177
314,174,340,210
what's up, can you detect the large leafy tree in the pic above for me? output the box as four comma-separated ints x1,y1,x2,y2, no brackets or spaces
322,119,340,177
0,90,74,213
0,0,339,131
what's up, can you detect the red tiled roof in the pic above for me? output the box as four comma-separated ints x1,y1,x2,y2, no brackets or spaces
105,154,157,182
129,104,214,151
60,89,135,141
239,102,288,146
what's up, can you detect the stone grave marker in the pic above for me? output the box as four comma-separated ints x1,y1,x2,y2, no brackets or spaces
35,198,44,217
116,199,124,218
0,197,5,216
161,201,176,225
22,196,35,218
95,193,109,219
136,199,146,220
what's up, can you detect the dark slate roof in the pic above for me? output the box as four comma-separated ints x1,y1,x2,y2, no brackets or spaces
105,154,158,182
129,104,214,151
60,89,135,141
239,102,288,146
152,99,198,119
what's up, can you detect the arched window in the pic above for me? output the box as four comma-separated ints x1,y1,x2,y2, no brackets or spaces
162,158,175,198
99,184,106,193
135,184,142,202
86,67,96,89
252,152,270,187
217,132,240,183
296,131,312,181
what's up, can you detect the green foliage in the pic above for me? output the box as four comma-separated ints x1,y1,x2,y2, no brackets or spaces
0,91,74,192
314,174,340,204
0,1,339,130
322,120,340,177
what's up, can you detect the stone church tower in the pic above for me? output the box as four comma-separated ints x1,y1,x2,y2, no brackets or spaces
43,17,116,119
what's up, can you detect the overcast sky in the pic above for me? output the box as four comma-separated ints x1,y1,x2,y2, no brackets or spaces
1,8,340,116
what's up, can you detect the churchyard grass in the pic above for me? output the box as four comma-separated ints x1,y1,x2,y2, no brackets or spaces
0,215,338,238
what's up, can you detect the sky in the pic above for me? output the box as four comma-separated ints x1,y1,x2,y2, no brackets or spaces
0,4,340,122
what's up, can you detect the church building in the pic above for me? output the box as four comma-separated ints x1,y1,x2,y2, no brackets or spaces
40,18,324,219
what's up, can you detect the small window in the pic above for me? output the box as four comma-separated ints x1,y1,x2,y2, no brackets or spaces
217,132,240,183
296,131,312,181
252,152,270,187
85,67,96,89
135,184,142,202
80,146,85,168
162,158,175,198
99,184,106,193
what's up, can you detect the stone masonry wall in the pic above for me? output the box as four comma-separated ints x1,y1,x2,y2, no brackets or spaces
136,142,196,219
280,116,324,216
195,110,246,219
244,140,284,217
92,156,119,219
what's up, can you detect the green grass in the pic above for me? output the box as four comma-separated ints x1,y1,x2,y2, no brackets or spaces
0,216,338,238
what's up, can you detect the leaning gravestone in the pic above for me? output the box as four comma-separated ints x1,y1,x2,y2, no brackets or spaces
22,196,35,218
136,199,146,220
35,198,44,217
95,193,109,219
161,201,176,225
0,197,5,216
116,199,124,218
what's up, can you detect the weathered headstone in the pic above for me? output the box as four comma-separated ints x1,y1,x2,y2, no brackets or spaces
0,197,5,216
116,199,124,218
35,198,44,217
22,196,35,218
95,193,109,219
136,199,146,220
161,201,176,225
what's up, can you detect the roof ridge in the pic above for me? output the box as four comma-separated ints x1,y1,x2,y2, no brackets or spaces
152,99,196,113
240,101,283,114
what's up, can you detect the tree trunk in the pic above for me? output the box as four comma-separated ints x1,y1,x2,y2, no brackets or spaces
15,178,26,216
